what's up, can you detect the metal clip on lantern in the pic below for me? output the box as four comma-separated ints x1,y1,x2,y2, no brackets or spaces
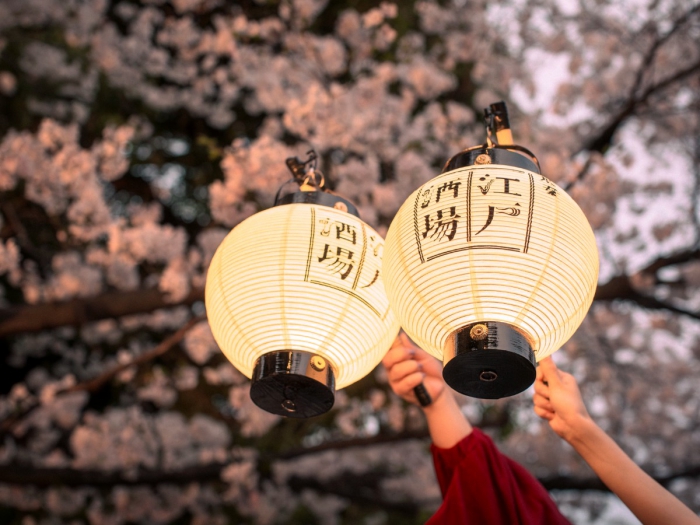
206,151,400,418
382,102,599,399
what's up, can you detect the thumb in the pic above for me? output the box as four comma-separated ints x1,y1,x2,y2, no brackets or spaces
538,357,562,386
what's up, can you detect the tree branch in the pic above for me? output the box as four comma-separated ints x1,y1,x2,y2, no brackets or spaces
0,201,49,272
641,248,700,275
567,14,700,187
580,17,700,154
277,403,511,459
288,472,426,514
66,314,205,394
629,4,700,102
0,251,698,339
275,430,429,460
580,55,700,156
0,316,204,435
0,462,228,487
602,59,699,152
541,463,700,492
0,287,204,338
597,287,700,321
0,458,698,498
594,248,700,320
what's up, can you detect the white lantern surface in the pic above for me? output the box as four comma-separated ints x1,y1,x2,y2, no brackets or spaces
206,192,400,417
383,146,599,398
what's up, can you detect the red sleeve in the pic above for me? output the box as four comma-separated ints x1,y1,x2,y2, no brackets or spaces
427,428,571,525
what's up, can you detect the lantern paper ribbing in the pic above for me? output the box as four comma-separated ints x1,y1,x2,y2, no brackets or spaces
383,165,599,366
206,203,399,391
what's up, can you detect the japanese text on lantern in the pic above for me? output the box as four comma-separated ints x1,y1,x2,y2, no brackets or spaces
305,208,388,318
413,167,546,263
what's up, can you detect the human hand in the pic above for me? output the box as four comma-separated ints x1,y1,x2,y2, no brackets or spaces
382,333,446,409
533,357,592,443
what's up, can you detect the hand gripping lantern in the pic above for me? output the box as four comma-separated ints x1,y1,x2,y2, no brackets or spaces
383,102,599,398
206,152,400,417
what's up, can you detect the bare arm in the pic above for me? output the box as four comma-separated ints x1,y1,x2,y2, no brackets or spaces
382,333,471,449
534,357,700,525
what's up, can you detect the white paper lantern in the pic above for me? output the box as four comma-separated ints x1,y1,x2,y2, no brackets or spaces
206,192,399,417
383,146,599,398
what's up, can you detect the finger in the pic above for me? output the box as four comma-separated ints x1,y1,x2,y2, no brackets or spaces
392,332,416,354
538,357,562,387
382,343,415,370
533,378,550,397
414,351,441,373
388,360,422,384
399,330,417,346
559,370,576,385
394,371,426,397
535,363,548,386
391,331,410,348
404,338,429,360
388,337,440,377
533,405,554,420
533,393,554,412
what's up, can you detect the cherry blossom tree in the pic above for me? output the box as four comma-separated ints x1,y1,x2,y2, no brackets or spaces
0,0,699,523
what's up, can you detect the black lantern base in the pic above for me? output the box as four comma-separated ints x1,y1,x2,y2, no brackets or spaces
250,351,336,418
442,322,536,399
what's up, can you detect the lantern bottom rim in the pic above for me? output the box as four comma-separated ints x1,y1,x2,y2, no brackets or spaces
442,321,536,399
250,350,335,418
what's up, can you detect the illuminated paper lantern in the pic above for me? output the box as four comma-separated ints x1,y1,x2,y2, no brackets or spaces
383,103,599,398
206,155,399,417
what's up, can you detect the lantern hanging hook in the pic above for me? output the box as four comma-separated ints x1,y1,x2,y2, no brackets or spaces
483,101,513,147
484,107,496,147
285,149,325,190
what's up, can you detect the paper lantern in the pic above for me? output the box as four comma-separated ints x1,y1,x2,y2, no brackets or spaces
383,103,599,398
206,155,400,417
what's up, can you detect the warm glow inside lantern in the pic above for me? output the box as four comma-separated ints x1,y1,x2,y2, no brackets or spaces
383,103,599,398
206,154,400,417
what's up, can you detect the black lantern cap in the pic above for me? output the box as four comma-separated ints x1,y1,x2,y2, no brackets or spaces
275,189,359,217
250,350,336,418
442,144,541,174
442,322,536,399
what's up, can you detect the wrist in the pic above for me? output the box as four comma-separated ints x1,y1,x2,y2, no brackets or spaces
422,388,473,449
422,387,455,415
564,414,599,446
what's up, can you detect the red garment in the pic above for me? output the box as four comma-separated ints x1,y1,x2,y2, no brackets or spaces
427,428,571,525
